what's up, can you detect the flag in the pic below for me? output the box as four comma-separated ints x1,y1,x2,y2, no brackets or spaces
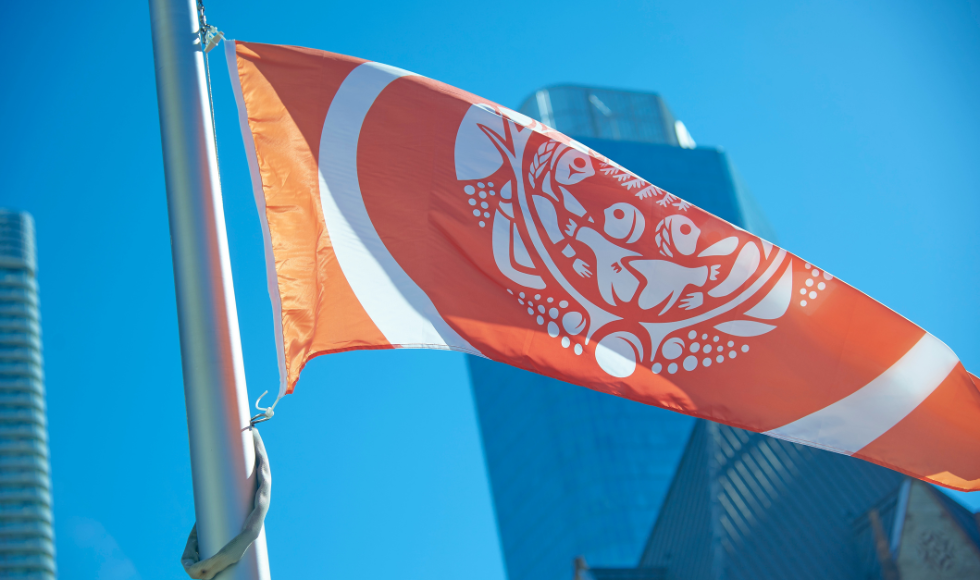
225,40,980,491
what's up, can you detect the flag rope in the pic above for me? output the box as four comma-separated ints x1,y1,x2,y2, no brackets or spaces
194,5,285,421
196,0,222,179
168,7,275,577
181,427,272,579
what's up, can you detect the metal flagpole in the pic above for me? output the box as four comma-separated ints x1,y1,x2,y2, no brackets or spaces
149,0,271,578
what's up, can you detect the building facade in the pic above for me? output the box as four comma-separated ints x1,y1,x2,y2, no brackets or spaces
468,86,773,580
0,210,55,579
601,420,980,580
519,86,696,148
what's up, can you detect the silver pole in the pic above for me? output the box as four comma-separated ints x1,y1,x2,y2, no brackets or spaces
149,0,271,578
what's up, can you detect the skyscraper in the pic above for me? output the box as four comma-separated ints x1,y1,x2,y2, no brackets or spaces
521,85,695,149
0,210,56,579
599,420,980,580
468,86,773,580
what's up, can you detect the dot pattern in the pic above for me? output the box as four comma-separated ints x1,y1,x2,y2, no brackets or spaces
508,289,584,355
650,326,752,374
496,241,837,376
462,180,507,229
798,264,832,308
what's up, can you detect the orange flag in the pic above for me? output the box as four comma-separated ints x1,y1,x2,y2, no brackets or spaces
225,40,980,491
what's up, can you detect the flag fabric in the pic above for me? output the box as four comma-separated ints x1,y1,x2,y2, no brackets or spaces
225,40,980,491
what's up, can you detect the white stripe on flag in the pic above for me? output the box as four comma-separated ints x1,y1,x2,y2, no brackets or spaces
317,62,481,354
764,332,959,455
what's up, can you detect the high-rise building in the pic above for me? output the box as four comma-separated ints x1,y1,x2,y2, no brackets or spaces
468,86,773,580
520,85,696,149
593,420,980,580
0,210,56,579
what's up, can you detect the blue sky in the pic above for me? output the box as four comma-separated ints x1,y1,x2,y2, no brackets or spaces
2,0,979,578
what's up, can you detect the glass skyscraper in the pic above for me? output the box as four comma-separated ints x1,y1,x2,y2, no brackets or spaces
0,210,56,579
521,85,697,149
468,86,773,580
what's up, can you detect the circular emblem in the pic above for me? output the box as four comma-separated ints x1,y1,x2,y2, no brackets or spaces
453,103,822,378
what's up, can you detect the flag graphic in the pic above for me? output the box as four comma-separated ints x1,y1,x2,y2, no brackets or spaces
226,40,980,491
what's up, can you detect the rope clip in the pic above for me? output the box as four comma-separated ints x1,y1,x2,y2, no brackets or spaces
249,391,276,428
197,0,224,53
203,25,224,53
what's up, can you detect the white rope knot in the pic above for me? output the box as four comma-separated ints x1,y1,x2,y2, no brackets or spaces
249,391,279,427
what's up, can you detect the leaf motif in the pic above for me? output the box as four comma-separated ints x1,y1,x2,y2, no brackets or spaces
635,186,659,199
714,320,776,337
529,150,549,184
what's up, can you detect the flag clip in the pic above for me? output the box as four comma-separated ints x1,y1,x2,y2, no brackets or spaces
249,390,276,428
203,25,224,54
196,0,224,53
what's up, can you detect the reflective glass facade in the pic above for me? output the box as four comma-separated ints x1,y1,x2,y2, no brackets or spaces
636,421,907,580
518,86,693,148
469,88,773,580
0,210,55,579
470,362,695,580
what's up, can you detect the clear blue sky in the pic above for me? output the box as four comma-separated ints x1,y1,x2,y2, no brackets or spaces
2,1,979,578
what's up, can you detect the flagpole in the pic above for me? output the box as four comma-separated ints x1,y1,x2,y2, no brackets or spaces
149,0,271,578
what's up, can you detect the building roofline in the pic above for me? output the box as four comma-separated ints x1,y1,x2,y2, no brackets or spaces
521,84,666,100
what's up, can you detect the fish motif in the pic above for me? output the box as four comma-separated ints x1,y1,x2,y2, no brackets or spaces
453,103,797,377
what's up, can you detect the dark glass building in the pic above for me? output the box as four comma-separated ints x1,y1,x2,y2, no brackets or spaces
468,86,774,580
592,420,980,580
521,86,692,147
